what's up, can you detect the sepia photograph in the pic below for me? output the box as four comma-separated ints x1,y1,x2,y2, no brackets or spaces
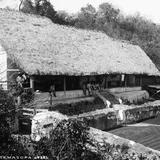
0,0,160,159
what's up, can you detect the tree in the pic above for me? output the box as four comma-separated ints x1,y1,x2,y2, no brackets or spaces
0,89,30,156
97,3,120,23
19,0,35,14
20,0,76,25
56,10,76,26
20,0,57,22
75,4,97,29
93,3,121,38
34,0,57,21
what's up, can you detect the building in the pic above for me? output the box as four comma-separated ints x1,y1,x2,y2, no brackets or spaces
0,9,160,98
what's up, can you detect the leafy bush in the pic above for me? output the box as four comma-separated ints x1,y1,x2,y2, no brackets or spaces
21,89,34,104
0,89,15,113
0,89,30,156
33,119,160,160
34,119,102,160
9,84,34,105
0,132,30,156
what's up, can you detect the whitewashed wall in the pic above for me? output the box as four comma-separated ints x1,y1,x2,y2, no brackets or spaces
0,44,7,90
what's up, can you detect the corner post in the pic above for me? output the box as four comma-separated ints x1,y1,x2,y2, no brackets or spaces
30,76,35,91
124,74,127,87
140,76,143,87
64,76,66,96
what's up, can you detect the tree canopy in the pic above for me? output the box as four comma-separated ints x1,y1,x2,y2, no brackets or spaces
20,0,75,25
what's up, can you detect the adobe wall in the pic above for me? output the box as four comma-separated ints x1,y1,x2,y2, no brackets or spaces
0,44,20,90
0,44,7,90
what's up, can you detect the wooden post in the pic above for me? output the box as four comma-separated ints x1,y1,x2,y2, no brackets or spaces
33,107,37,116
140,76,143,87
105,75,108,88
64,76,66,96
133,75,136,87
17,96,21,106
124,74,127,87
49,94,52,105
30,76,34,91
121,74,125,87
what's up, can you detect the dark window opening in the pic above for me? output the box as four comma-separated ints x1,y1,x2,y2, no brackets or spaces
34,75,64,92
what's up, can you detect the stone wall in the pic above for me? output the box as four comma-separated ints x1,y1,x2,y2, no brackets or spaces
115,90,149,104
76,100,160,131
89,127,160,157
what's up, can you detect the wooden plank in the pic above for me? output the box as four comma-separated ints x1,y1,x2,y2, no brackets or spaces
7,69,20,72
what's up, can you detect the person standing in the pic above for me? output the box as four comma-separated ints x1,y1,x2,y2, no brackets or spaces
16,73,23,87
82,82,87,96
87,82,92,96
49,84,56,105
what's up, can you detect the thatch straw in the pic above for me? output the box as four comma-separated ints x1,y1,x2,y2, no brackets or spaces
0,9,159,76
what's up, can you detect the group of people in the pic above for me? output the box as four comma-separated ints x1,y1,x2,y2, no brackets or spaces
82,82,101,96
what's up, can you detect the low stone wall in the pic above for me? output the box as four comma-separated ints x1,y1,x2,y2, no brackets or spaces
75,109,117,131
89,127,160,157
115,90,149,104
75,100,160,131
124,104,160,124
109,87,142,93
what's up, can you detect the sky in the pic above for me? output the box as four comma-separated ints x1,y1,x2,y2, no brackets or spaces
0,0,160,23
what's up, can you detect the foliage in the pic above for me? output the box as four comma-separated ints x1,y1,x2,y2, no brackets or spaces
0,89,30,156
9,83,34,105
20,0,75,25
21,88,34,104
74,4,97,29
34,119,102,160
34,0,57,21
20,0,35,14
0,89,15,113
56,10,76,26
20,0,57,21
0,130,30,156
9,83,23,97
32,118,160,160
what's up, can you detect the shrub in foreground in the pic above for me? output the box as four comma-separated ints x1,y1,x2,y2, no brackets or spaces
34,119,160,160
34,119,102,160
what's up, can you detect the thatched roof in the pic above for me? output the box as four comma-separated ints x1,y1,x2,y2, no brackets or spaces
0,9,160,76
